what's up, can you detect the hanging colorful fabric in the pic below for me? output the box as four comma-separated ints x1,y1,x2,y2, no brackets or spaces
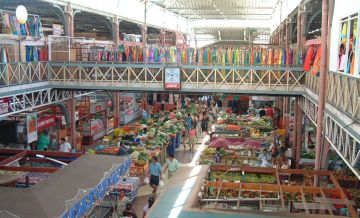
303,46,314,71
311,46,321,76
341,22,348,43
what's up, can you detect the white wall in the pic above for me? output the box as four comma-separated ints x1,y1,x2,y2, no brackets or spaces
329,0,360,72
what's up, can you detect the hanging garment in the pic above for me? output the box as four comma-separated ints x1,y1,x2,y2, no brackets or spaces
350,52,355,75
311,46,321,76
303,46,314,71
341,22,348,43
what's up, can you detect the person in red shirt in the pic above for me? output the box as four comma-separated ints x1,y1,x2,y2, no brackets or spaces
266,104,274,118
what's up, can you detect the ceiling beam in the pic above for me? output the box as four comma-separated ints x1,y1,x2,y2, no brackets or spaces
167,7,274,10
190,17,270,20
182,13,272,16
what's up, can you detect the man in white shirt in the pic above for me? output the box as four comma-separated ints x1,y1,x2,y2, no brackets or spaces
59,137,72,152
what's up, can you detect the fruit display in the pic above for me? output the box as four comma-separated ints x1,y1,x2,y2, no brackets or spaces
208,170,276,184
242,191,260,198
333,169,358,188
283,193,302,202
347,188,360,206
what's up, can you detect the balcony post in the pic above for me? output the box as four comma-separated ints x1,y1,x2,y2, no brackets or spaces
67,92,77,151
113,91,121,128
314,0,329,185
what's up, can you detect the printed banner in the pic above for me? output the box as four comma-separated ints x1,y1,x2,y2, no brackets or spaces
26,112,38,143
0,97,10,115
37,116,56,132
164,68,181,90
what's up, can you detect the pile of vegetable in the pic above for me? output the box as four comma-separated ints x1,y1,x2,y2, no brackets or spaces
209,171,276,184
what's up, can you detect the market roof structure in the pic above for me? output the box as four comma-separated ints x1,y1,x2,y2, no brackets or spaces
0,154,129,218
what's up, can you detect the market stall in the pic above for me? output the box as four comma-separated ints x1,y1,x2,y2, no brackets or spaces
198,165,357,217
0,154,131,218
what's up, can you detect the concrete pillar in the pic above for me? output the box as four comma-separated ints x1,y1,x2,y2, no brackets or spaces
67,92,77,150
314,0,329,185
113,91,120,128
112,17,120,46
64,2,74,37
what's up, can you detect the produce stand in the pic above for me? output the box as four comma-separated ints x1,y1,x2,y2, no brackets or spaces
198,165,357,217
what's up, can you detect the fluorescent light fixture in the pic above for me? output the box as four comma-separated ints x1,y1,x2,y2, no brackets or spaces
36,154,68,166
191,19,269,28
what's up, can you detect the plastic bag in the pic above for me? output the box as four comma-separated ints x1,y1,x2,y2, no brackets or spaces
159,180,164,187
144,177,150,184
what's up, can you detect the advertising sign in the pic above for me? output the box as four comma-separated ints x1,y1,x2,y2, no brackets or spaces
26,112,38,143
37,116,56,132
0,97,10,115
164,68,181,90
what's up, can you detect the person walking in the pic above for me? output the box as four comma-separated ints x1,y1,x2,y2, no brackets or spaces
184,113,193,150
142,197,155,218
165,154,180,178
189,127,197,153
148,156,162,194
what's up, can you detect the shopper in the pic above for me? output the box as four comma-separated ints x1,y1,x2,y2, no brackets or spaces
273,107,281,128
259,105,266,117
266,104,274,118
59,138,72,152
149,156,162,194
184,113,193,149
169,109,175,120
118,142,128,156
189,127,196,153
122,203,138,218
214,147,222,163
201,114,209,136
258,148,271,167
142,197,155,218
116,189,129,215
37,130,50,151
165,154,180,178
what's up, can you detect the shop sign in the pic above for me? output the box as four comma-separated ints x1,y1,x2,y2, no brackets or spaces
26,112,38,143
37,116,56,132
164,68,181,90
0,97,10,115
52,24,62,36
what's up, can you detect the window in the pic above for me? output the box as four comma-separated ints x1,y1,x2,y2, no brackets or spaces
338,13,360,77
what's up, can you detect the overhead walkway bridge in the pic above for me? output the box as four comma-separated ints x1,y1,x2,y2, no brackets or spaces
0,61,360,179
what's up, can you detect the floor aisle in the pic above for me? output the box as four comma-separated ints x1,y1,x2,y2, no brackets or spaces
133,137,205,217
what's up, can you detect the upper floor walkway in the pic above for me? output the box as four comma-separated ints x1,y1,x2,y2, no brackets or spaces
1,61,360,179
